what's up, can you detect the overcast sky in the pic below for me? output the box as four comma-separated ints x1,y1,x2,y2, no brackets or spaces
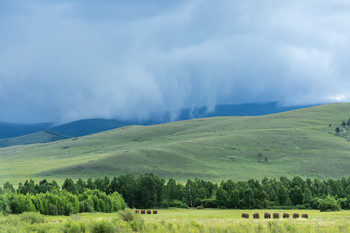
1,0,350,123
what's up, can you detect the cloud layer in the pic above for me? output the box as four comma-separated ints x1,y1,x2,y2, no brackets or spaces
1,0,350,123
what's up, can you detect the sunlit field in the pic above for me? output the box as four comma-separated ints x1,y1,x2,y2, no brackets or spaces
1,209,350,232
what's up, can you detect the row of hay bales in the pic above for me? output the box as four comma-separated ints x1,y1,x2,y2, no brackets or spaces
135,209,158,214
242,212,308,219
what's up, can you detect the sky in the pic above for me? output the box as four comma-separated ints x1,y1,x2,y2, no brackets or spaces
1,0,350,123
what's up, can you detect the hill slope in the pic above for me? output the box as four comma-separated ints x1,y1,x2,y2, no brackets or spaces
1,103,350,184
0,131,70,148
50,119,136,137
1,102,310,140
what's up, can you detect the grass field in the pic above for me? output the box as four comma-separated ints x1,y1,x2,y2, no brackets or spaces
1,209,350,232
1,103,350,184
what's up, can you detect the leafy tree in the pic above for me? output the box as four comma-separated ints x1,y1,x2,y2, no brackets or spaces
0,195,10,215
342,121,346,127
62,178,76,194
303,188,313,205
216,186,229,208
335,127,340,134
290,186,303,205
242,188,254,209
253,187,267,208
136,173,164,208
75,178,87,194
318,195,341,212
110,174,137,208
185,180,196,207
164,178,184,202
87,178,96,190
229,190,240,209
3,182,15,193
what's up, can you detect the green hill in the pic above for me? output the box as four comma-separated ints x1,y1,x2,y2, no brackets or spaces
1,103,350,184
0,131,70,148
50,119,136,137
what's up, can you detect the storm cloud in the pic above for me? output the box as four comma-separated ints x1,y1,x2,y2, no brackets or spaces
1,0,350,123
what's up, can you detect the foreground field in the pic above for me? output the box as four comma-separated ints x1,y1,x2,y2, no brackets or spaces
1,209,350,232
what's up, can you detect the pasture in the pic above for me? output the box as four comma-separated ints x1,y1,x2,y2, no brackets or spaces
1,209,350,232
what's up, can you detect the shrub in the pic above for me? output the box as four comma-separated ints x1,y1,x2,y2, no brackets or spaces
295,204,306,209
168,200,188,208
202,198,217,208
19,212,45,224
129,216,145,232
91,220,115,233
318,195,341,212
118,208,135,222
62,221,88,233
160,200,169,208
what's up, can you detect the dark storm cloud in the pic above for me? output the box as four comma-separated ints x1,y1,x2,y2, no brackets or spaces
1,0,350,123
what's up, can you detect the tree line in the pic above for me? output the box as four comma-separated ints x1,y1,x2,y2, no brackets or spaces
0,179,125,216
1,173,350,215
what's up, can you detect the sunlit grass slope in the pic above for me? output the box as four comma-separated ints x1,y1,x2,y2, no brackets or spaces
1,103,350,184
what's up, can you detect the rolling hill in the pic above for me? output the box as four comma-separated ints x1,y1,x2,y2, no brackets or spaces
50,119,137,137
0,102,310,140
0,131,70,148
1,103,350,184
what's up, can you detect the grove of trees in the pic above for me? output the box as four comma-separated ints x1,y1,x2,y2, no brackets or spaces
1,173,349,215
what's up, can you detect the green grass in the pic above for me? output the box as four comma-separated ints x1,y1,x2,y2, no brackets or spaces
1,103,350,184
1,209,349,233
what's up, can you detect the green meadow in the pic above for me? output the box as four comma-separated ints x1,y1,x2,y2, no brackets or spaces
1,103,350,184
1,209,350,232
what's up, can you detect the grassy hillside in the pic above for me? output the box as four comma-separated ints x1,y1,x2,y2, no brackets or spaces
1,103,350,184
0,103,308,140
0,131,69,148
50,119,137,137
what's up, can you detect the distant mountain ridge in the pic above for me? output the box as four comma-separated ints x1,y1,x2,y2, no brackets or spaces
0,122,52,139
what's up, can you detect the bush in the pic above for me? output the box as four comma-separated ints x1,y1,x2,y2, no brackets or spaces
129,216,145,232
19,212,45,224
318,195,341,212
269,206,294,210
160,200,169,208
0,195,10,216
168,200,188,208
202,198,217,208
295,204,306,209
91,220,115,233
118,208,135,222
62,220,88,233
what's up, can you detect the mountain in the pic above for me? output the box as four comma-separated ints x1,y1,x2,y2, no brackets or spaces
0,122,52,139
0,103,349,184
0,131,70,148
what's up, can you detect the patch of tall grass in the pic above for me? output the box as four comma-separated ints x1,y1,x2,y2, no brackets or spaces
1,210,350,232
